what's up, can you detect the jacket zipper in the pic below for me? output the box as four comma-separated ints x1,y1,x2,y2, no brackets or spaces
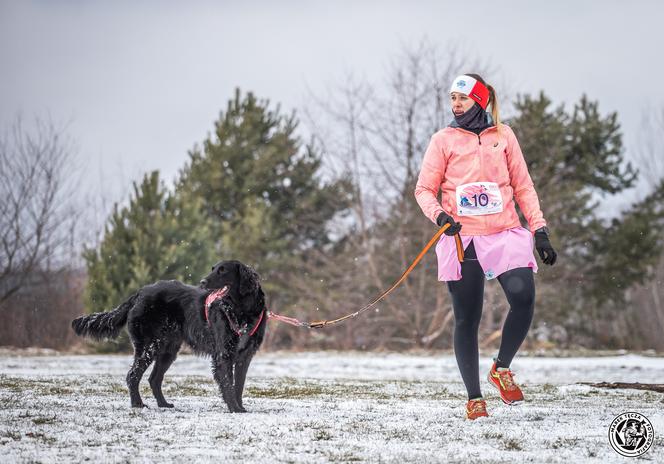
478,133,484,228
454,127,491,229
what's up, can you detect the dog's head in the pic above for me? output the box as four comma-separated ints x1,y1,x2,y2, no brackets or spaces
200,260,262,306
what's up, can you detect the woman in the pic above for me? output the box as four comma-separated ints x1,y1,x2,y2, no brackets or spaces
414,73,557,420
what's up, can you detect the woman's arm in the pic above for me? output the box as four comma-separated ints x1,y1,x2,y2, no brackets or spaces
504,126,547,233
414,134,447,224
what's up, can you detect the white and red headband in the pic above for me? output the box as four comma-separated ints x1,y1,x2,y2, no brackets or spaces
450,75,490,109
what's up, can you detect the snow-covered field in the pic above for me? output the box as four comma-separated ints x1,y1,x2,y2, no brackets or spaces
1,351,663,463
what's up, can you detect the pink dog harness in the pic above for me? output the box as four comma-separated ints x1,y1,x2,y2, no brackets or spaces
204,287,264,337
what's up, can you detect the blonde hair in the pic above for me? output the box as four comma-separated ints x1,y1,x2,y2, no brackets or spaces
487,84,500,127
466,73,500,129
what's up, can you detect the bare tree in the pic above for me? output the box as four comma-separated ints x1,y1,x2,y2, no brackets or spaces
0,116,78,306
626,106,664,350
634,107,664,188
294,41,499,349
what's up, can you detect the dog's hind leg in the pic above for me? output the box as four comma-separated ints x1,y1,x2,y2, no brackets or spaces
149,341,180,408
211,356,243,413
126,344,156,408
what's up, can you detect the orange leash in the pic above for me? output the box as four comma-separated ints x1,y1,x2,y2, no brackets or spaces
267,224,464,329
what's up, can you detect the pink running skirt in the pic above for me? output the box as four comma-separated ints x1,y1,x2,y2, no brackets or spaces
435,226,538,281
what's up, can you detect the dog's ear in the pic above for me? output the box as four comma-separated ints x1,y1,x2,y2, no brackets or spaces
238,264,259,296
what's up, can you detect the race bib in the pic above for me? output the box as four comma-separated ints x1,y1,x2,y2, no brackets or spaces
456,182,503,216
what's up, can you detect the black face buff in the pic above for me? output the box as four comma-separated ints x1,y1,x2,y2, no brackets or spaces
454,103,491,134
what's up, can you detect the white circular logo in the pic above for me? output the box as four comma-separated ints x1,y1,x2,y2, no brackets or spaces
608,412,654,457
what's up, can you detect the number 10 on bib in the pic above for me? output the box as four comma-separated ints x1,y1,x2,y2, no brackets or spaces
456,182,504,216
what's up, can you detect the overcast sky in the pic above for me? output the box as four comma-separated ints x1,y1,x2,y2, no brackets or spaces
2,0,663,212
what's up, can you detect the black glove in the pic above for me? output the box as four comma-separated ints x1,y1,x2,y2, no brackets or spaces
436,211,462,236
534,226,557,265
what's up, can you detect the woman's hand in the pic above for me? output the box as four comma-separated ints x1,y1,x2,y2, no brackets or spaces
534,227,557,265
436,211,462,236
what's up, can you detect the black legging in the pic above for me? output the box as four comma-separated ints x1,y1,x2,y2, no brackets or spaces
447,240,535,399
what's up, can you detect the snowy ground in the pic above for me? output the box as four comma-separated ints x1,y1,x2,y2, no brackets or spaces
1,351,663,463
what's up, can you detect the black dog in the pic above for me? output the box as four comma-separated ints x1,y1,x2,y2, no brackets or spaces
72,260,266,412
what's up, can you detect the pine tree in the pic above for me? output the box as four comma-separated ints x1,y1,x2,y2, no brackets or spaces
83,171,214,350
176,89,353,300
509,93,664,344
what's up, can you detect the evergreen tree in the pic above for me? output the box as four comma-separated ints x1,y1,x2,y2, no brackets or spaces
176,89,353,300
83,171,214,350
509,93,664,344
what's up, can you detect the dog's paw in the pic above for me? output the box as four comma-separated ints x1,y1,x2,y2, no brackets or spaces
227,405,247,413
158,402,174,408
131,402,148,408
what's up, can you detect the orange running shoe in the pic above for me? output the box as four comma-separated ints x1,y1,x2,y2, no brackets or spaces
487,362,524,405
466,398,488,420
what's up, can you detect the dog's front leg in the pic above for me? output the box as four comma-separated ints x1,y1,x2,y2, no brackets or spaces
234,347,257,411
211,356,244,413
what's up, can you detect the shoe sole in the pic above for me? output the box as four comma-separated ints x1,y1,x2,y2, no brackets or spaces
487,373,523,405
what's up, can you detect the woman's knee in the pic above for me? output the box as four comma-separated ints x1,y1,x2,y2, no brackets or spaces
454,309,482,331
500,269,535,308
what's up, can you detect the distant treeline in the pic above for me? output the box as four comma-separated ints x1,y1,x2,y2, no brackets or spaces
3,47,664,352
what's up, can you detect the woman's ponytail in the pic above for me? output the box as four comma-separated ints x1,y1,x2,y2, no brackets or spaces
487,84,500,128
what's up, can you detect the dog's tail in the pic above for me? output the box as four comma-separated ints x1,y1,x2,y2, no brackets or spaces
71,293,139,340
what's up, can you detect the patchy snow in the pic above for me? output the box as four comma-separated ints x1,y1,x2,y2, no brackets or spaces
1,351,662,463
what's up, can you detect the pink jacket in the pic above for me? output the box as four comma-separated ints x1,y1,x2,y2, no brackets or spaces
414,124,546,235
